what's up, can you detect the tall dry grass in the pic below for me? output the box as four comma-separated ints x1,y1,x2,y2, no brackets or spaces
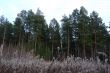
0,55,110,73
0,47,110,73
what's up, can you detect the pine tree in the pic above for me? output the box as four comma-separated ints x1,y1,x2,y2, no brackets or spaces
49,18,61,57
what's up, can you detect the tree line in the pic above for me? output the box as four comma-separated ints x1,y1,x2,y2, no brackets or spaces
0,6,110,60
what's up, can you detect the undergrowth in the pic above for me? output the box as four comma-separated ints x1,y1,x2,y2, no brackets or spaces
0,54,110,73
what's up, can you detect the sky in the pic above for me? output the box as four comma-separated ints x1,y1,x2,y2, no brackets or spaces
0,0,110,26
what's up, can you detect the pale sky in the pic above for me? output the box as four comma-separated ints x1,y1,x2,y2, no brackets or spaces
0,0,110,26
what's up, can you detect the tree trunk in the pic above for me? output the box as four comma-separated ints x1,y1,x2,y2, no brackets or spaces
0,27,6,56
83,33,86,58
67,28,70,56
93,30,96,59
52,42,53,58
3,27,6,48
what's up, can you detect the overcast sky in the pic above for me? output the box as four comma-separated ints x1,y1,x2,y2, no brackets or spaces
0,0,110,26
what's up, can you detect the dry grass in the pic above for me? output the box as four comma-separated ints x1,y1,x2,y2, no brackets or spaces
0,54,110,73
0,47,110,73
